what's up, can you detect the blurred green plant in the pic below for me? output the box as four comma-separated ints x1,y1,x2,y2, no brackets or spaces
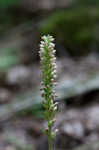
0,0,19,9
19,103,44,119
4,130,34,150
0,0,32,36
0,48,19,71
74,0,99,6
40,7,99,56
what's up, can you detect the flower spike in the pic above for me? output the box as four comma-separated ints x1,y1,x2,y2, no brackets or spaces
39,35,58,150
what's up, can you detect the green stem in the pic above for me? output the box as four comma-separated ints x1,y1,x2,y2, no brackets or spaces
48,122,53,150
48,138,53,150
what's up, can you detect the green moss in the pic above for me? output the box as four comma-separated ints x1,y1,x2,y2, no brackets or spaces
40,7,99,56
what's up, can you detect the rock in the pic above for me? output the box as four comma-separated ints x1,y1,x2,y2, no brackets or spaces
62,121,84,138
54,104,99,149
85,105,99,130
7,65,40,90
7,66,31,86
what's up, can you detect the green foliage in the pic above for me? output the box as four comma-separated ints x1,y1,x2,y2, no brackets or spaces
5,130,33,150
40,7,99,56
0,0,29,36
0,48,19,71
19,104,44,119
0,0,19,9
74,0,99,6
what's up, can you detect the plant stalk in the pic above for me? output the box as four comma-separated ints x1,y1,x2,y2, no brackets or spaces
48,137,53,150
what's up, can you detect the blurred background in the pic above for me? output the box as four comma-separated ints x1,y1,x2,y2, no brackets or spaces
1,0,99,150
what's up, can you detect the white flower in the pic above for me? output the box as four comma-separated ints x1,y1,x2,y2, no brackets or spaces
40,44,44,48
